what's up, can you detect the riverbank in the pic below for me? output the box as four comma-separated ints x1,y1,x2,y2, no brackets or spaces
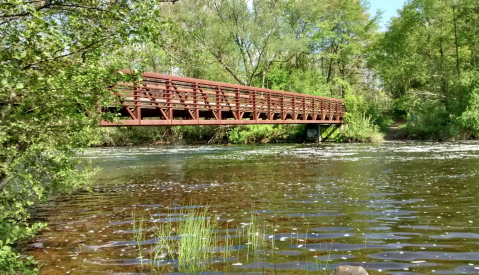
89,123,387,147
84,111,479,149
89,125,311,147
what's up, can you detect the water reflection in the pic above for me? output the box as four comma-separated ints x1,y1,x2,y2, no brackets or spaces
24,141,479,274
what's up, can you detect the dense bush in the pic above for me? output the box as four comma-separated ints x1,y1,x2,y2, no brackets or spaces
341,93,385,142
457,70,479,138
0,214,46,274
228,125,304,144
342,113,384,142
405,99,453,139
90,126,221,146
396,71,479,140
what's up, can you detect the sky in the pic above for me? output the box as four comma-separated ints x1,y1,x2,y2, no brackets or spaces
368,0,408,29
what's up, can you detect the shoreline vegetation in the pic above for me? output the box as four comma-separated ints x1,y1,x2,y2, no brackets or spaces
89,124,378,147
88,120,474,148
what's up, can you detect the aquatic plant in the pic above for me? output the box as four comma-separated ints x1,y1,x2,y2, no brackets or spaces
132,210,147,266
131,206,269,273
246,211,265,253
314,243,333,275
176,207,217,273
131,207,340,274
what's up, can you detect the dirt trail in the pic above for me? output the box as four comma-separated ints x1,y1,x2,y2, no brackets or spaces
384,117,408,140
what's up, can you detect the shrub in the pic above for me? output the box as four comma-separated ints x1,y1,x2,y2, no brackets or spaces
228,125,303,144
0,213,46,273
342,113,384,142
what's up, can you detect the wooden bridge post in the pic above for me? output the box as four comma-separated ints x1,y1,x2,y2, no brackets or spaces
267,92,272,120
291,96,296,120
235,88,240,120
335,100,340,122
302,97,306,120
328,100,332,121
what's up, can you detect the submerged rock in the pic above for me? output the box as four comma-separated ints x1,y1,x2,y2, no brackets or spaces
332,265,369,275
29,242,44,249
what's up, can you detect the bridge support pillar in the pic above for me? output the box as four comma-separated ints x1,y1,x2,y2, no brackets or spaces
306,124,343,142
306,124,322,143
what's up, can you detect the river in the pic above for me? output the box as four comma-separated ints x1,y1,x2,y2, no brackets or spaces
24,141,479,274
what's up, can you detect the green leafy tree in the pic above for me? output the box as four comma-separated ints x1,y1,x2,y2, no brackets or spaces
0,0,175,271
159,0,307,86
371,0,479,139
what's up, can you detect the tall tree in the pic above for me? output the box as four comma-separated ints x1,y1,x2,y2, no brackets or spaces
159,0,307,86
0,1,172,270
370,0,479,137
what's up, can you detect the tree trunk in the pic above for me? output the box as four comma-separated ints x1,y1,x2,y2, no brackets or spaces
0,172,6,190
452,4,461,79
326,58,333,83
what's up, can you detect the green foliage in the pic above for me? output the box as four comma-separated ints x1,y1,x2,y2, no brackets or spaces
162,0,308,86
266,64,332,96
344,93,370,114
154,0,381,102
92,125,307,146
370,0,479,139
90,126,220,146
228,125,304,144
342,93,388,141
342,113,384,142
457,70,479,133
392,94,417,117
0,0,167,271
389,70,479,140
0,213,46,273
405,99,450,139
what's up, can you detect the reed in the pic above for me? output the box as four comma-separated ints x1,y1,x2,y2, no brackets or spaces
176,207,216,273
131,206,267,273
132,209,147,266
223,221,230,264
246,211,264,253
315,243,333,275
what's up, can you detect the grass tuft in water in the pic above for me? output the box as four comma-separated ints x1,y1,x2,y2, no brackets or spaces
176,207,216,273
132,209,147,266
131,206,269,273
315,242,333,275
246,210,264,254
131,207,336,274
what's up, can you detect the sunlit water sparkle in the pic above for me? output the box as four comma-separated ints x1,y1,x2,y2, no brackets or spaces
23,141,479,274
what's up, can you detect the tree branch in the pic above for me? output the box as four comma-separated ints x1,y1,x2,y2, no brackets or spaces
206,47,245,85
22,38,108,69
0,172,6,190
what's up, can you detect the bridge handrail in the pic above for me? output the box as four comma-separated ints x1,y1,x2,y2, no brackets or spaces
121,70,344,104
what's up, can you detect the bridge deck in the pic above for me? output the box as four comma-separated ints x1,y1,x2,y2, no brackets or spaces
100,71,346,126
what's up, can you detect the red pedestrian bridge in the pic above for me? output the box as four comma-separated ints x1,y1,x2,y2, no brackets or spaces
100,71,346,127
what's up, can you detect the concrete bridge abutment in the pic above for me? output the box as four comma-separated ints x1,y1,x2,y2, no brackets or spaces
306,124,343,143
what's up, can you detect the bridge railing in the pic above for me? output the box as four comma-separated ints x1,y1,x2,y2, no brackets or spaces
100,71,346,126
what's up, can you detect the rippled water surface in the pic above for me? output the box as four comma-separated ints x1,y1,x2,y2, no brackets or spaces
25,141,479,274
